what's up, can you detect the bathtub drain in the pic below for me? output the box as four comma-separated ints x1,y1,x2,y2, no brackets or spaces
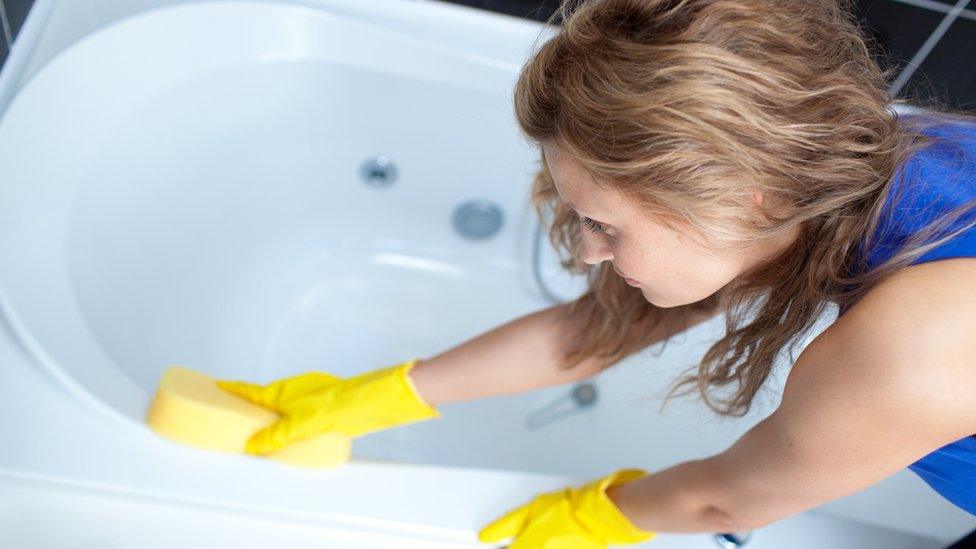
453,199,504,240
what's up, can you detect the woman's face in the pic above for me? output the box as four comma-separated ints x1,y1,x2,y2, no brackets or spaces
542,141,796,308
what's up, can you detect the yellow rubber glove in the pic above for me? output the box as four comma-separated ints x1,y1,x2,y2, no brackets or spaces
215,358,441,455
478,468,657,548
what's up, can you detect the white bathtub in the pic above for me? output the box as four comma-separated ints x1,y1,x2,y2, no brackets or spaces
0,0,969,546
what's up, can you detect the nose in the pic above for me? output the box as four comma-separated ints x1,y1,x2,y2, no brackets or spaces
579,231,613,265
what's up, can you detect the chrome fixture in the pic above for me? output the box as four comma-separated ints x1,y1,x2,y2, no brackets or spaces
360,156,398,187
525,381,598,430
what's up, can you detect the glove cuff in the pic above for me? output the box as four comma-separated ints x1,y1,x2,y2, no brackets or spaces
334,358,443,437
399,357,443,419
574,468,658,544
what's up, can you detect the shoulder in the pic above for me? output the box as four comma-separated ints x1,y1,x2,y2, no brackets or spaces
838,257,976,358
798,258,976,436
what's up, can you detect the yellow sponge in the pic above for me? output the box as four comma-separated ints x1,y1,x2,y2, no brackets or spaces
145,366,350,468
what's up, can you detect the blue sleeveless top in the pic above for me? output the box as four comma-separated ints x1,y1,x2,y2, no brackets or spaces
840,114,976,515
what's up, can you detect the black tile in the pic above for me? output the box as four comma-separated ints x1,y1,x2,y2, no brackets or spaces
435,0,972,113
946,527,976,549
850,0,945,79
4,0,34,43
899,17,976,110
438,0,561,23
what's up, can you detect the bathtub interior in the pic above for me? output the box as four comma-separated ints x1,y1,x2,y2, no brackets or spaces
63,53,545,399
0,0,787,482
0,0,561,416
8,0,743,485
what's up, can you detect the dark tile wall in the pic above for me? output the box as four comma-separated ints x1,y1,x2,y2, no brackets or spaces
444,0,976,111
0,0,971,112
0,0,35,70
850,0,946,79
442,0,561,20
4,0,32,40
907,14,976,110
852,0,976,110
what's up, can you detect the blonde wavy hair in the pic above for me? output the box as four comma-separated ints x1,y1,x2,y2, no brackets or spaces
518,0,976,416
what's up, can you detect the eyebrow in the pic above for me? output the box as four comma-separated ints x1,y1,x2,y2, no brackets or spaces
566,201,612,226
565,200,596,219
555,181,610,223
562,197,585,212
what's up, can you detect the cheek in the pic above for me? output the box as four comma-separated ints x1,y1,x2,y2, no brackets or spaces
630,241,736,297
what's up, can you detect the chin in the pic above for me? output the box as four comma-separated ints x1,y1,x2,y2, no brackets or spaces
640,288,673,308
644,288,707,309
646,296,682,308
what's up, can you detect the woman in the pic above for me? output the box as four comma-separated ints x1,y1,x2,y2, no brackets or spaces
216,0,976,546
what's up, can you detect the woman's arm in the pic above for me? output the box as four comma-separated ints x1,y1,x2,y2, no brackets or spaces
606,258,976,533
410,300,722,407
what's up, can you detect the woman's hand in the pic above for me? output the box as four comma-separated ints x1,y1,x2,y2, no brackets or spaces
216,358,441,455
478,468,657,548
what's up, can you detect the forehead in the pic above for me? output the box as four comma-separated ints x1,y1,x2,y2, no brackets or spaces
542,142,620,212
542,142,586,185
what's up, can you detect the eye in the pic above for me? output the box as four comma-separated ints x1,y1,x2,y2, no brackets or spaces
580,216,609,235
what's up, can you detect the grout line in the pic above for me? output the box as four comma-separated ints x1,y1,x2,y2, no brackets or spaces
889,0,976,22
0,0,12,47
888,0,973,97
